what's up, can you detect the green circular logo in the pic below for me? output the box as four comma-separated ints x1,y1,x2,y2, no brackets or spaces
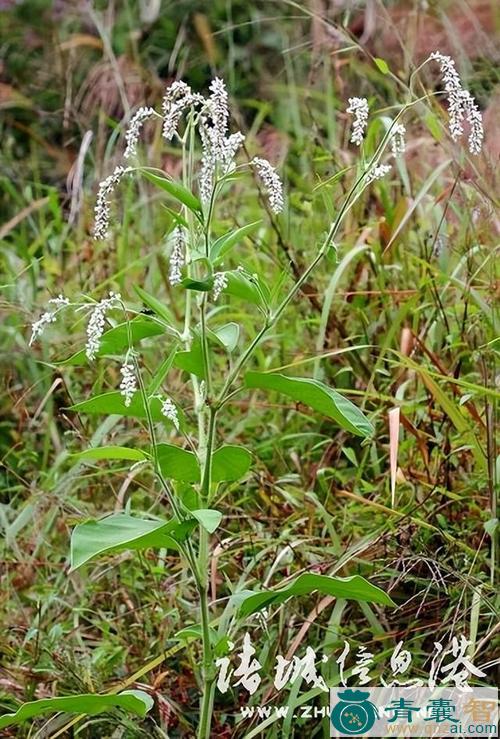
330,690,378,735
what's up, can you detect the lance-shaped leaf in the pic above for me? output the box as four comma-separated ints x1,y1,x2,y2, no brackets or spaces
134,285,173,324
223,270,269,307
57,316,165,366
69,392,183,428
70,513,195,570
210,220,261,263
71,447,149,463
212,445,252,482
237,573,394,617
141,169,202,215
244,372,373,437
0,690,153,730
157,443,200,482
181,276,214,292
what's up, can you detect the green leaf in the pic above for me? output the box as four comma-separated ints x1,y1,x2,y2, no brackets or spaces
191,508,222,533
157,443,200,482
484,518,498,537
162,206,189,229
57,316,165,366
244,372,374,437
212,445,252,482
173,340,205,379
210,221,261,263
69,392,182,428
224,270,269,307
71,447,149,463
134,285,173,324
70,513,194,570
341,447,358,466
0,690,153,730
175,624,218,645
148,344,179,395
237,573,394,617
141,169,202,214
424,111,443,142
374,57,390,74
209,322,240,352
181,277,214,292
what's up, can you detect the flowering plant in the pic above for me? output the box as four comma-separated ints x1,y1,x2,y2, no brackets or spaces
22,52,483,737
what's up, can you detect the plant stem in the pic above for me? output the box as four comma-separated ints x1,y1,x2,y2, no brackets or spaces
197,405,217,738
195,109,403,735
216,115,404,407
198,578,217,738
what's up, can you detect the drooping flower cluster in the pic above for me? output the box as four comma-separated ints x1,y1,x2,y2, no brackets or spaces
93,77,284,237
366,163,392,183
161,396,179,429
213,271,228,301
459,90,483,155
85,291,121,361
390,123,406,156
168,226,186,286
346,97,369,146
119,362,137,407
29,295,70,345
429,51,483,154
161,80,202,141
124,106,156,158
198,78,246,204
251,157,284,214
93,165,133,239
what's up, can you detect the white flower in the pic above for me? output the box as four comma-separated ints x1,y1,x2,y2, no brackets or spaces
119,362,137,407
48,294,70,309
251,157,284,213
460,90,484,155
199,118,216,204
93,165,133,240
161,396,179,429
220,131,245,170
124,106,156,158
390,123,406,156
30,311,56,345
366,163,392,183
85,291,121,361
169,226,186,286
29,295,69,345
161,80,201,140
213,271,228,301
198,78,245,204
208,77,229,155
430,51,464,141
346,97,369,146
429,51,483,155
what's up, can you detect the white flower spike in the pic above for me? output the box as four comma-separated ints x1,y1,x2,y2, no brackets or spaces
124,106,156,159
93,165,132,239
213,272,228,301
29,295,69,345
85,292,121,361
346,97,369,146
366,163,392,183
390,124,406,157
169,226,186,286
119,362,137,407
252,157,284,214
429,51,483,155
161,396,179,430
